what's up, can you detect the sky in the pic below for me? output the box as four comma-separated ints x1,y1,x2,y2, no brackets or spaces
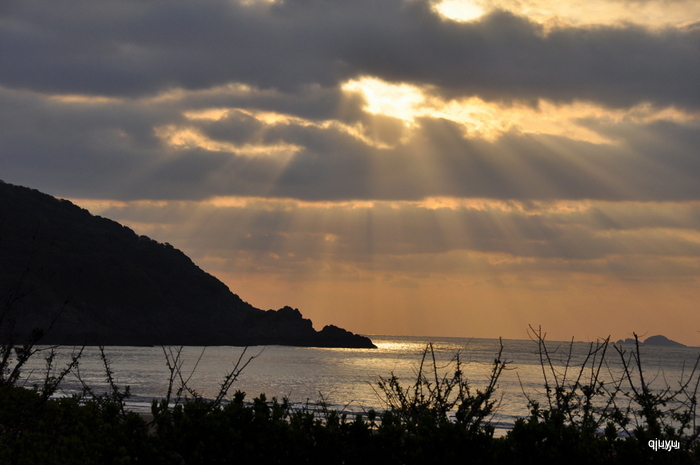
2,0,700,345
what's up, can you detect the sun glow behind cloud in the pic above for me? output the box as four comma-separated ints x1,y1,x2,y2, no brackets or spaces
342,78,424,122
342,76,698,145
442,0,700,28
434,0,486,22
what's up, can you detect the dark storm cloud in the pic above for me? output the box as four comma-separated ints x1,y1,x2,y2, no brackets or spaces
1,0,699,109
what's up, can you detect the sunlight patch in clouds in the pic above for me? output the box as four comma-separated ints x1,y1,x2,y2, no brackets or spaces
416,197,595,214
144,82,257,104
342,76,697,145
434,0,487,22
47,94,124,104
343,77,424,122
183,108,232,121
204,196,376,210
483,0,700,28
154,124,301,158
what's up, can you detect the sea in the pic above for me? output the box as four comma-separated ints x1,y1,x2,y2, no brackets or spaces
19,335,700,435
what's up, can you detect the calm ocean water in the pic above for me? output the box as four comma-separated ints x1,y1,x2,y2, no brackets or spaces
21,335,700,433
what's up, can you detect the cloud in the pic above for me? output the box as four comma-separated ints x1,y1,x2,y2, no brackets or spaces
1,0,699,109
3,80,700,204
200,113,700,202
83,196,700,279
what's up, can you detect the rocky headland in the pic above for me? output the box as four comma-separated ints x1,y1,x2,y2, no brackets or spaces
0,180,375,348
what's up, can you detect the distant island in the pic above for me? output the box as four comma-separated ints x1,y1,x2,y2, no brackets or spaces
0,180,375,348
614,334,687,348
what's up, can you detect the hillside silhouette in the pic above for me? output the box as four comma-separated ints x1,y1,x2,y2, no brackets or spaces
0,180,375,348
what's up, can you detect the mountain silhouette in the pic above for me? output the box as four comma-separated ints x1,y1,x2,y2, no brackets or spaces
0,180,375,348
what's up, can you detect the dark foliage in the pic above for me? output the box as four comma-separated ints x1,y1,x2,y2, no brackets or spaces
1,336,699,465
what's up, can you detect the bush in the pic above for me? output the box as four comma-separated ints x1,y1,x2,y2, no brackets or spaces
1,333,700,464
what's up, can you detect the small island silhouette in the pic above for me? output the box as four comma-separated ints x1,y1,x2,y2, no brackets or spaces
615,334,687,348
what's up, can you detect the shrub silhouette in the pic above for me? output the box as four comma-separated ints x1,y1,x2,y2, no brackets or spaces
1,333,700,464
